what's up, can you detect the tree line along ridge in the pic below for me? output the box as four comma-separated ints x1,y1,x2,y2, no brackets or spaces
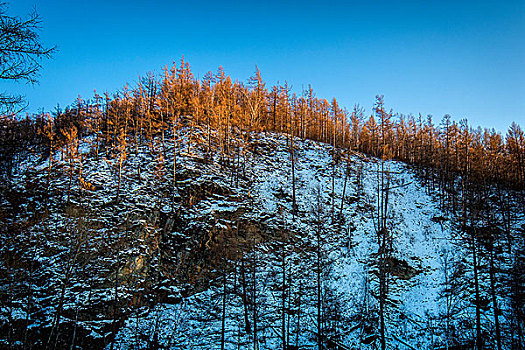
1,57,523,194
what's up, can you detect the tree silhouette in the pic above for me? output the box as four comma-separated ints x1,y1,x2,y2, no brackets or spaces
0,1,55,116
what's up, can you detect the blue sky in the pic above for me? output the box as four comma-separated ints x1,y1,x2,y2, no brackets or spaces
3,0,524,132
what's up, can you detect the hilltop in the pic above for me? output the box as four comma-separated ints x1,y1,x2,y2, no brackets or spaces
0,58,524,350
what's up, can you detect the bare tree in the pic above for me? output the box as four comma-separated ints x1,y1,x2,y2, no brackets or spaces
0,1,55,115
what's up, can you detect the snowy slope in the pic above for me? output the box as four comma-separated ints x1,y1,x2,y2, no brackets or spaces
1,128,520,349
108,132,468,349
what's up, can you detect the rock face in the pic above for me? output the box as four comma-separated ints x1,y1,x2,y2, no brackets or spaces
0,129,282,348
384,256,419,280
0,129,523,349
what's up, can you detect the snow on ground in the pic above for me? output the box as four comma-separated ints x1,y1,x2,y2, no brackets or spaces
108,132,465,349
5,128,516,349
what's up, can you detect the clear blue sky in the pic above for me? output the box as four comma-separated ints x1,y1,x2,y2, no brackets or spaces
3,0,524,132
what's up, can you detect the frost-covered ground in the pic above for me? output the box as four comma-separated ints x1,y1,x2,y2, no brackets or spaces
2,129,521,349
109,132,473,349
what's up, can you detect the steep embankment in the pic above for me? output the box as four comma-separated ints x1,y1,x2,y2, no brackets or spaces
110,132,463,349
1,127,522,349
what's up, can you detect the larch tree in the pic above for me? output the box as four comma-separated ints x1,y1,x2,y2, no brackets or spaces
0,1,55,116
245,65,267,132
506,122,525,187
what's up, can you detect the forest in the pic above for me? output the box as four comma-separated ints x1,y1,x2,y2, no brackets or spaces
1,57,524,191
0,57,524,350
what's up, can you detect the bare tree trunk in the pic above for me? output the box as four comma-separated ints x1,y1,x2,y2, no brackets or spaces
379,238,387,350
489,246,502,350
281,241,287,350
339,153,351,221
78,151,83,197
290,132,296,220
172,122,177,188
220,268,227,350
67,154,72,204
317,230,322,350
109,228,121,350
295,284,301,348
472,234,482,350
48,139,53,188
240,257,251,334
252,247,258,350
116,157,122,203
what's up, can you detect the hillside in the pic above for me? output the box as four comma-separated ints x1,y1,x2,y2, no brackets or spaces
1,124,523,349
